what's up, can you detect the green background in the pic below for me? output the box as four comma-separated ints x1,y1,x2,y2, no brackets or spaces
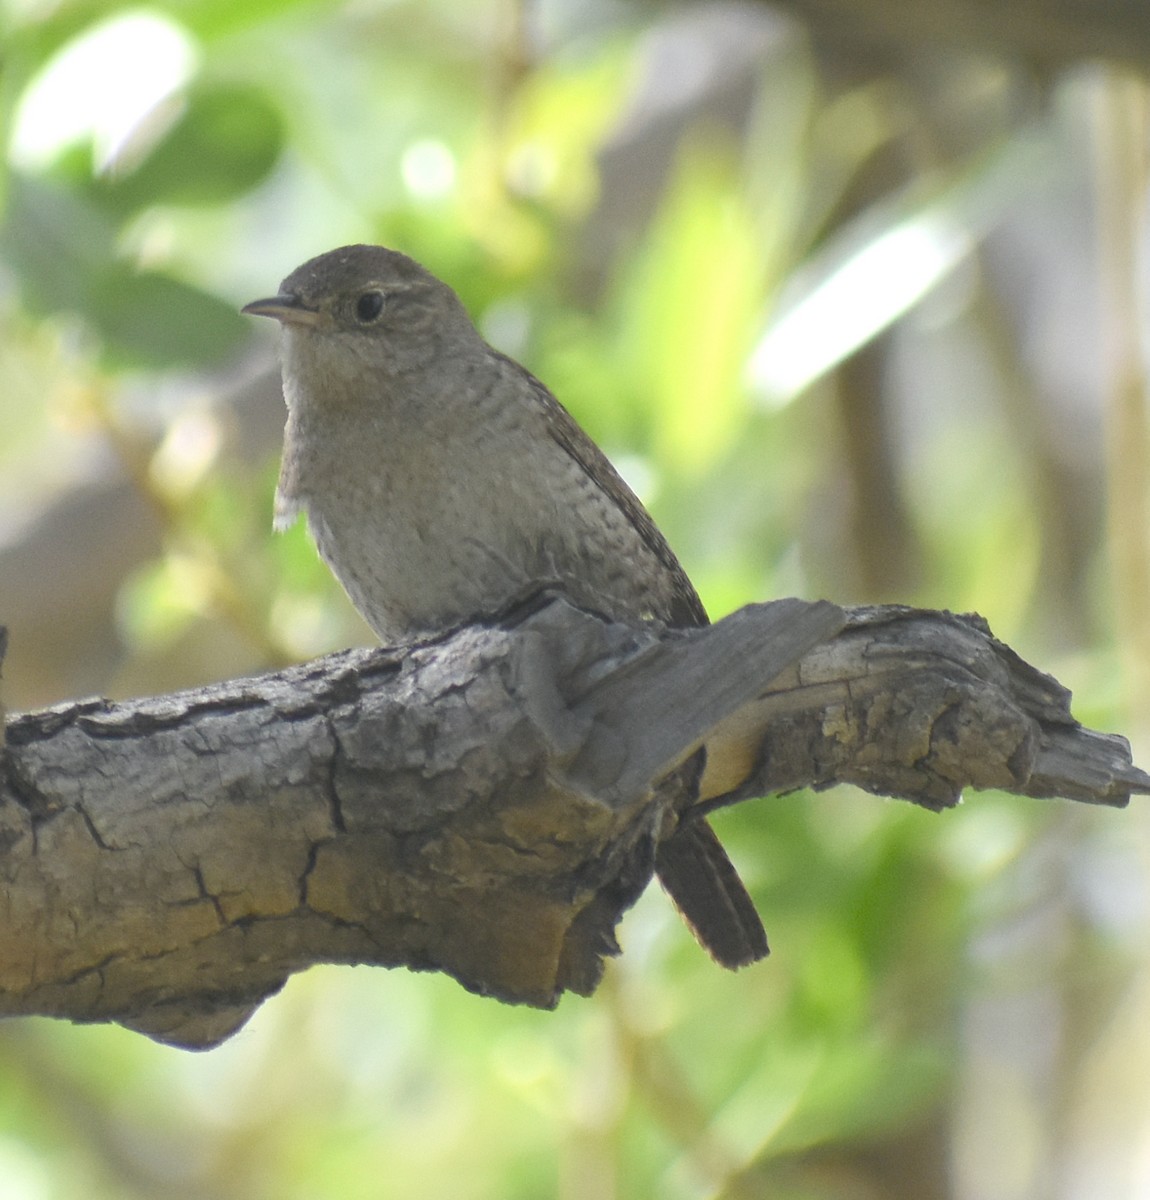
1,1,1148,1197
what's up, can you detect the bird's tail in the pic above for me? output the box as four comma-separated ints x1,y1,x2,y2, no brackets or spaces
655,818,768,968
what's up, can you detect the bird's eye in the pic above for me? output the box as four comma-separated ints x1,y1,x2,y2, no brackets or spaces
354,290,386,323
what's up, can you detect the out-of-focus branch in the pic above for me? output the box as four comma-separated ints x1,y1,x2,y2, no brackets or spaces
760,0,1150,72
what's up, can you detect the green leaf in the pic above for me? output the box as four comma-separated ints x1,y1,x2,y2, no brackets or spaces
0,171,117,313
614,137,764,477
95,82,285,213
0,173,246,366
88,268,248,367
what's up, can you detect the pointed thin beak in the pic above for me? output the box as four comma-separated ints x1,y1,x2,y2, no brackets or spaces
241,294,323,328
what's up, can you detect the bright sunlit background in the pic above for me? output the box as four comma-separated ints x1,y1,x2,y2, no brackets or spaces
2,1,1150,1198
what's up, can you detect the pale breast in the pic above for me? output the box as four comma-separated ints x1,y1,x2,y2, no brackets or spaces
281,341,694,640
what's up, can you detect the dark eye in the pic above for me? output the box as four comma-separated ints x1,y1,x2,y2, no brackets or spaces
354,290,386,323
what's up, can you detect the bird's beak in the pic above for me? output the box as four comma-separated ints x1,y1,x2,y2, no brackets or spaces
241,294,323,328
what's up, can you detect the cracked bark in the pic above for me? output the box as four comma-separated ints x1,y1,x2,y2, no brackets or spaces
0,597,1145,1051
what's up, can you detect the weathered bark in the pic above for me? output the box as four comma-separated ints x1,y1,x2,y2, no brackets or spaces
0,598,1144,1051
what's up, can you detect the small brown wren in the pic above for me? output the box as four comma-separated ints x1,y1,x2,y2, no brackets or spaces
244,244,767,969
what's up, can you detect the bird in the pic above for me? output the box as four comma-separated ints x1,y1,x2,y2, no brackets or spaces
243,243,768,969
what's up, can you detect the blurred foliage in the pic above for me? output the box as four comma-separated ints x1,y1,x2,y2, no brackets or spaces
1,1,1149,1198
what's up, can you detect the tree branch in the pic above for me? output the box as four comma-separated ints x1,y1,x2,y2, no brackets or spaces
0,598,1144,1050
761,0,1150,72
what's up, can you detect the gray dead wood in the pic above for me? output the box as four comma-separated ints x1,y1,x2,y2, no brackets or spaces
0,598,1144,1051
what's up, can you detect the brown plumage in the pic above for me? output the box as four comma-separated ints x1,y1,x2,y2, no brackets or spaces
244,244,768,968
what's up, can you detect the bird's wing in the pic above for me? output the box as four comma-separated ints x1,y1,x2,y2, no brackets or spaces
495,352,709,629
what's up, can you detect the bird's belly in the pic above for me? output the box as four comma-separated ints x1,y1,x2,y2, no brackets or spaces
305,486,558,641
296,419,676,640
